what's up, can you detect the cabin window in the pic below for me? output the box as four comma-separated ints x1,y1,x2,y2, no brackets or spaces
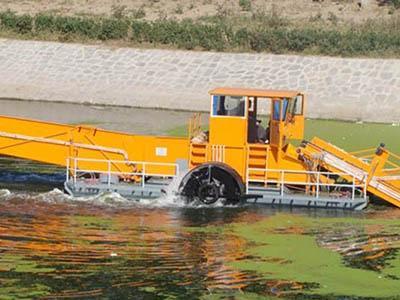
212,95,245,117
248,97,255,112
272,98,289,121
272,100,281,121
282,98,289,120
294,95,303,115
288,95,303,116
288,96,303,117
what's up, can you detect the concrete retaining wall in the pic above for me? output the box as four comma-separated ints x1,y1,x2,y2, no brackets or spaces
0,39,399,122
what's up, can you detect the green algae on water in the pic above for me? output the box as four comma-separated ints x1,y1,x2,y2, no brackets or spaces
217,214,400,298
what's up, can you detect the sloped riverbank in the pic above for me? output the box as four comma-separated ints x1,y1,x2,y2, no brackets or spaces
1,39,400,122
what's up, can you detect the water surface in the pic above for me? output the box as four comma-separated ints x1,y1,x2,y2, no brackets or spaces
0,189,399,299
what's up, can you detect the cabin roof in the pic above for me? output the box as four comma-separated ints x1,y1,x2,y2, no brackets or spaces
209,87,301,98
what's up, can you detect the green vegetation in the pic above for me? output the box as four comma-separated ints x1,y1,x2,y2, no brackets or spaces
0,11,33,34
390,0,400,9
191,213,400,298
166,124,208,137
166,124,189,137
305,119,400,152
34,12,129,40
1,10,400,57
228,214,400,298
239,0,252,12
0,255,53,298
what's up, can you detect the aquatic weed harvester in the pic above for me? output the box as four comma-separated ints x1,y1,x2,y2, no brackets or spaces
0,87,399,210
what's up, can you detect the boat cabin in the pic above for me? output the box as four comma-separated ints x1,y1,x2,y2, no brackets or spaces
208,87,305,149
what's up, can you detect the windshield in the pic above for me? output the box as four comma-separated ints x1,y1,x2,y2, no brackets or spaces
212,95,245,117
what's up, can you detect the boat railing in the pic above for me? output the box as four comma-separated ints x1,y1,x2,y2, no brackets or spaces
66,157,179,188
246,168,367,201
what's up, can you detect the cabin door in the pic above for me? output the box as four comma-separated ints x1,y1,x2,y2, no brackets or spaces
270,99,288,149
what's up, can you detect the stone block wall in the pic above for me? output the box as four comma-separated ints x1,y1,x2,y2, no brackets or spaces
0,39,399,122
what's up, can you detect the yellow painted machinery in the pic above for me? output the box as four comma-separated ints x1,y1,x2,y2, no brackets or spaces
0,87,399,209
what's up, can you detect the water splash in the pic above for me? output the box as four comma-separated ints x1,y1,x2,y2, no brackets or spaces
0,173,238,208
139,174,186,207
138,174,232,208
0,189,11,200
0,187,185,208
32,188,134,206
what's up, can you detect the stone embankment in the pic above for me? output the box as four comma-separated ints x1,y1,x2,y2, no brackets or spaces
0,39,399,123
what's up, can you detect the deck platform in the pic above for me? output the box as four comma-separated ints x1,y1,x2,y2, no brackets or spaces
64,179,368,210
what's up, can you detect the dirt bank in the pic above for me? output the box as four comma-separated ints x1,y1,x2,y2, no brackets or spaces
0,0,397,24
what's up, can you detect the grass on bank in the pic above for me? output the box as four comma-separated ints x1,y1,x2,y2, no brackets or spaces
1,10,400,57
